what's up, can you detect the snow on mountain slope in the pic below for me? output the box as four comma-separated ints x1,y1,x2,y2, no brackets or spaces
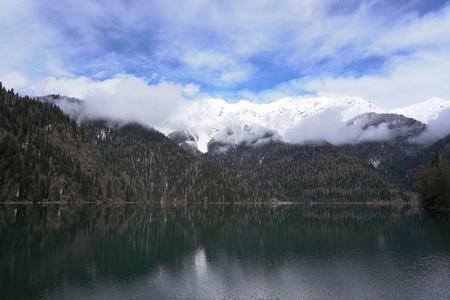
390,97,450,123
174,96,383,152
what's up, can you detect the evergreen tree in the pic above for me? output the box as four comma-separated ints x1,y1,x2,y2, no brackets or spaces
417,152,450,208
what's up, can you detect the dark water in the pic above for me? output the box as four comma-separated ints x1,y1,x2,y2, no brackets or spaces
1,204,450,300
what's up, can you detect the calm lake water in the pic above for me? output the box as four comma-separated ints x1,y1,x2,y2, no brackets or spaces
1,204,450,300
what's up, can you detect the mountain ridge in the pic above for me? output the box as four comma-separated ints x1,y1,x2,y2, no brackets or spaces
174,96,449,152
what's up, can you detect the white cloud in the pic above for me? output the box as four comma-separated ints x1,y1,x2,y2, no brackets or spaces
284,108,349,144
374,5,450,52
2,73,188,130
294,50,450,109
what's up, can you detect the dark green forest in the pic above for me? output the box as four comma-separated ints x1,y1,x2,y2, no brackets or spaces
204,141,413,202
82,121,266,202
0,83,108,202
417,152,450,209
342,133,450,208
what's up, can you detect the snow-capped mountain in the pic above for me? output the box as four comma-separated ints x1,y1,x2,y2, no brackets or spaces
175,96,383,152
389,97,450,123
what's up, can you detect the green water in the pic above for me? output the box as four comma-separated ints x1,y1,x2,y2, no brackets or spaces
1,204,449,299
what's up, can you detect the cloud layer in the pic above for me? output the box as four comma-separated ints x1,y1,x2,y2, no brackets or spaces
1,0,450,111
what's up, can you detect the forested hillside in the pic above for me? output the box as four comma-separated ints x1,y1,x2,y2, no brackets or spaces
342,140,424,189
204,141,414,202
0,83,266,203
82,121,266,202
415,137,450,208
342,132,450,196
0,83,120,202
417,153,450,208
5,81,449,204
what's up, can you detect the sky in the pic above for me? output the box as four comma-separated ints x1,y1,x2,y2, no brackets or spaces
1,0,450,111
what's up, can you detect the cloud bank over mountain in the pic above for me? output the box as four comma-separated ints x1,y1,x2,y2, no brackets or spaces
36,83,449,152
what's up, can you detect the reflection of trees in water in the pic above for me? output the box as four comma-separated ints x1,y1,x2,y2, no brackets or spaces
0,204,441,300
419,209,450,250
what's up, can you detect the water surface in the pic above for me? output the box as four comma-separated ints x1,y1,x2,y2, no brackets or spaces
1,204,449,299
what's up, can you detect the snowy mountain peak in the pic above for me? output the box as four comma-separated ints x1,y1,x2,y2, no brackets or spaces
390,97,450,123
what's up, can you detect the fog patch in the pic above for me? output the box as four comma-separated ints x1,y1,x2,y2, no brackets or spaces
285,107,349,145
410,108,450,144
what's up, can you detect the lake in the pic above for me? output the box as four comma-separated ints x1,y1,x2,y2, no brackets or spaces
1,203,449,299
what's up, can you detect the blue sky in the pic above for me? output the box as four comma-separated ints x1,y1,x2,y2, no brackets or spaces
1,0,450,109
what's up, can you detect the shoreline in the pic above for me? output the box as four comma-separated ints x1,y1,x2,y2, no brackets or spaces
0,201,419,206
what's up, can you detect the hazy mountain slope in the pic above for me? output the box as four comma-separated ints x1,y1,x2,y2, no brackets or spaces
343,141,424,190
398,133,450,187
342,113,427,188
203,141,413,202
428,134,450,160
342,113,450,190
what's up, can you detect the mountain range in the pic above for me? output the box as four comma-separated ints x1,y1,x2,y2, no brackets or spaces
2,82,450,203
168,95,450,154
